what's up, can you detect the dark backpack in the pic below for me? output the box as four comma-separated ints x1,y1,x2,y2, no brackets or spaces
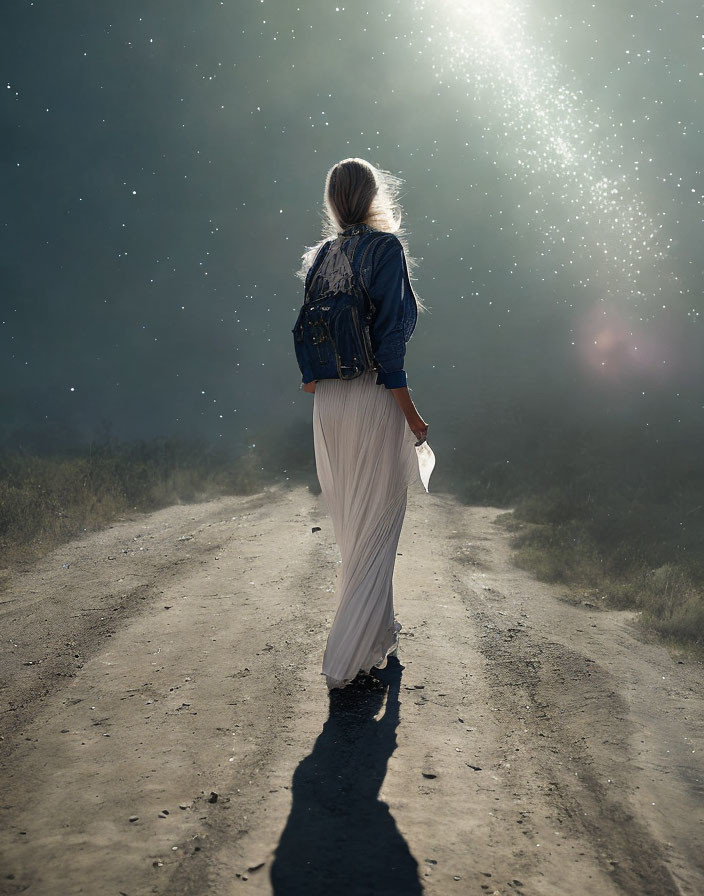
293,231,385,381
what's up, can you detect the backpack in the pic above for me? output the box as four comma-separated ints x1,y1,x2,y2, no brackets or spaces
293,231,385,381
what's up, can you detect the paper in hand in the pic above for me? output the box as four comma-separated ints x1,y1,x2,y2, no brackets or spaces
415,440,435,492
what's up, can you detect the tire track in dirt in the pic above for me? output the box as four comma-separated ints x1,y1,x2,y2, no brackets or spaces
444,499,702,896
472,609,679,895
0,491,272,749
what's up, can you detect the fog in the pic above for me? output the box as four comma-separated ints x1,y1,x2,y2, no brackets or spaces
2,0,702,464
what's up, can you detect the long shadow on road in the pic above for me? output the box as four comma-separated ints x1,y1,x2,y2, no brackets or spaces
270,658,423,895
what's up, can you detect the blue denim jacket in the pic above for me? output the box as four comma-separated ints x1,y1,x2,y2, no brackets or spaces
295,223,418,389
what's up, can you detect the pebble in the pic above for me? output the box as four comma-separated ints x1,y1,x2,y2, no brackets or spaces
129,816,139,823
208,791,218,803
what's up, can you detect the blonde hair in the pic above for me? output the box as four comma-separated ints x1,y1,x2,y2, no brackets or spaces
296,157,424,310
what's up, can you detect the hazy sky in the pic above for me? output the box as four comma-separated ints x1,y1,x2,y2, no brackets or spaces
2,0,702,453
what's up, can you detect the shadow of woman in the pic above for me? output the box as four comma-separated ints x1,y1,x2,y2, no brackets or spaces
270,658,423,895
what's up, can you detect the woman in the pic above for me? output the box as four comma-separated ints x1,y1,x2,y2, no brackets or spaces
294,157,428,691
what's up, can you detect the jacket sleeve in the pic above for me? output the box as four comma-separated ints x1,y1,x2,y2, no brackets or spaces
367,236,412,389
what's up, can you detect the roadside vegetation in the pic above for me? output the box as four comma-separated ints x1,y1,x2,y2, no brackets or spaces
0,419,319,580
443,410,704,651
0,434,255,576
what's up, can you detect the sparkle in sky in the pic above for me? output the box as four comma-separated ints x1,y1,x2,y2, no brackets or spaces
1,0,702,444
412,0,702,377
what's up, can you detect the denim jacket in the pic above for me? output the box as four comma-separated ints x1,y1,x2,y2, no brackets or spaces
294,223,418,389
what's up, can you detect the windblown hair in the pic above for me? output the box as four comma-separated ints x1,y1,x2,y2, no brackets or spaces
296,157,425,310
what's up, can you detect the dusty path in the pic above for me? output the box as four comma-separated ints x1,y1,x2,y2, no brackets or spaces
0,484,703,896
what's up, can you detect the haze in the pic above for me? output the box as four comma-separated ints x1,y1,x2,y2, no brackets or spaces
2,0,702,462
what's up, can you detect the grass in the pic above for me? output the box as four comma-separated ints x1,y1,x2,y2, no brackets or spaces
505,518,704,649
0,416,321,582
0,435,266,576
444,413,704,651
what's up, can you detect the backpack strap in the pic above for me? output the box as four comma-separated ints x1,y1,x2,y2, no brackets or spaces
304,241,332,299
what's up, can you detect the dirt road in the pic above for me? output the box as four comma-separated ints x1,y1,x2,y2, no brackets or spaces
1,484,703,896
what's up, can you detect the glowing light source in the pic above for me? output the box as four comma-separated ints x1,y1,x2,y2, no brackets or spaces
412,0,672,314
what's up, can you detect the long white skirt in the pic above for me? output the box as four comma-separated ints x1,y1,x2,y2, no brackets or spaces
313,370,419,690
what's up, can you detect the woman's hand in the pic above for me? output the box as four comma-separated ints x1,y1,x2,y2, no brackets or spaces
407,412,429,445
301,381,316,394
390,386,429,443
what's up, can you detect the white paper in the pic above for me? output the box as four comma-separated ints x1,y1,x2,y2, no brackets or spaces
415,441,435,492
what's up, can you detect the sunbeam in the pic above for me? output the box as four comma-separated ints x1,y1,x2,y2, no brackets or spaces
412,0,684,349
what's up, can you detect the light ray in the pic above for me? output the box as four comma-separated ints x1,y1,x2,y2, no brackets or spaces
413,0,677,319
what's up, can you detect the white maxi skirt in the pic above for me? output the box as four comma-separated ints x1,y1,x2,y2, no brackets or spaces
313,370,419,690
